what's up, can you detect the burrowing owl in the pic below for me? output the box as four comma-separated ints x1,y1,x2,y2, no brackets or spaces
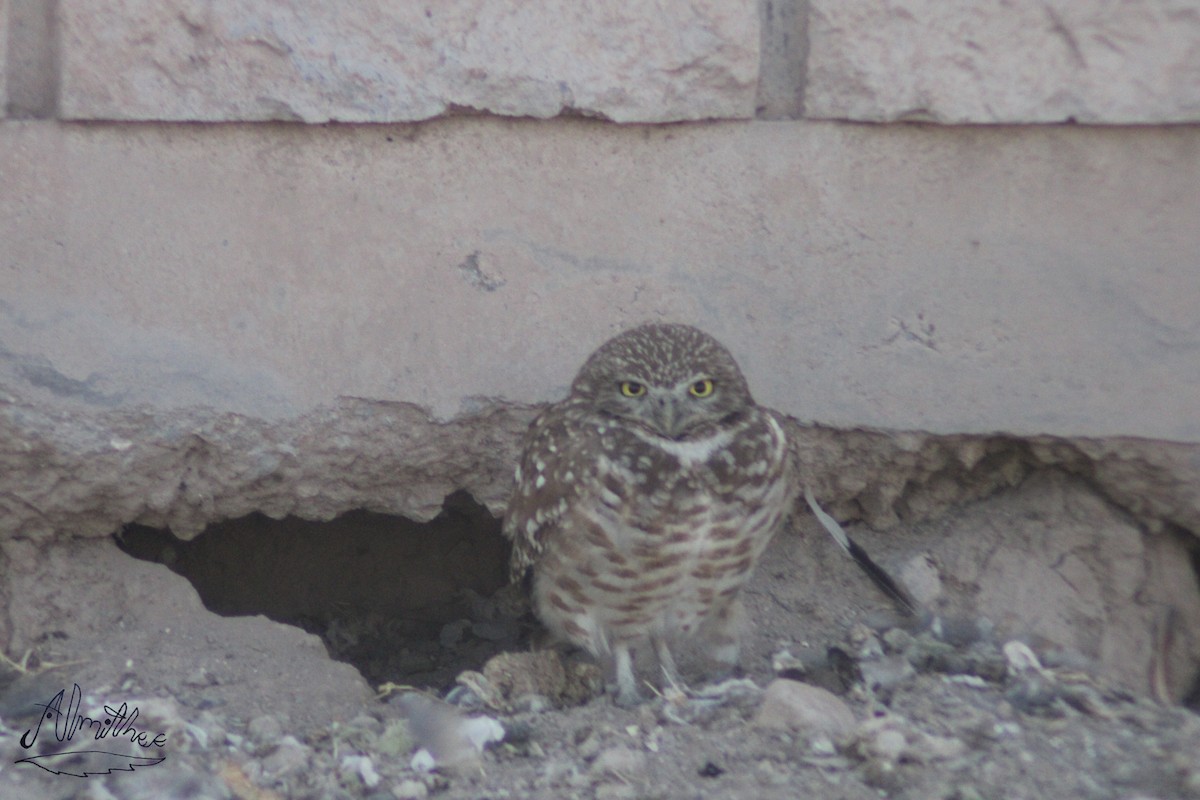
504,323,795,706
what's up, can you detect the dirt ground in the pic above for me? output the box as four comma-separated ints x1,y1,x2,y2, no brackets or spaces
1,470,1199,800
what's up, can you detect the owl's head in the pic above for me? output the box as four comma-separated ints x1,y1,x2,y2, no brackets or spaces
570,323,755,440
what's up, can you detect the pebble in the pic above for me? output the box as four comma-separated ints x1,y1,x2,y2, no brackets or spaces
871,728,908,762
590,745,647,780
261,735,312,778
439,619,471,648
247,714,284,747
859,655,917,694
753,679,857,739
849,623,885,659
848,716,966,766
771,647,808,676
183,666,218,687
392,779,429,799
376,719,415,757
575,727,604,761
110,696,187,740
340,754,381,788
898,552,943,605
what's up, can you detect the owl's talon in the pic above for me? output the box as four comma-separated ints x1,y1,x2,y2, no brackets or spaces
612,686,644,708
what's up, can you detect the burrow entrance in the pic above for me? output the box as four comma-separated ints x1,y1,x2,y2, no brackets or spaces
115,491,523,690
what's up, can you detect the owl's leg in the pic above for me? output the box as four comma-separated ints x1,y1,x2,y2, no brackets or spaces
612,643,642,708
652,636,682,689
702,597,746,679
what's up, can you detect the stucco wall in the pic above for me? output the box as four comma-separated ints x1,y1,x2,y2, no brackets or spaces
3,120,1199,439
2,0,1199,534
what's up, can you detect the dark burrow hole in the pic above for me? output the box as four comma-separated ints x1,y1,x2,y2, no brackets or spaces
115,491,523,691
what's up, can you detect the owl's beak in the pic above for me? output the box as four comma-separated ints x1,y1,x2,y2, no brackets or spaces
652,395,686,439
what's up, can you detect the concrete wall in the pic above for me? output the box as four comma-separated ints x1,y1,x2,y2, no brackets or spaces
3,120,1199,439
2,1,1199,529
4,0,1200,438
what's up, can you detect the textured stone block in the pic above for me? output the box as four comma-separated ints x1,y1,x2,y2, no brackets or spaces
57,0,759,122
3,119,1199,441
807,0,1200,123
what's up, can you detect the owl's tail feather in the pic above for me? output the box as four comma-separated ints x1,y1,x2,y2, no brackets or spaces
804,487,919,618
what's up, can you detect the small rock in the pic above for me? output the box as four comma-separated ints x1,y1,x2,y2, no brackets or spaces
849,623,884,659
340,754,381,788
809,735,837,756
392,778,429,799
331,713,384,753
860,655,916,695
871,728,908,762
247,714,284,747
1003,641,1046,675
921,732,967,762
575,727,604,761
899,553,943,605
183,721,210,750
1005,674,1061,714
848,716,966,766
450,672,498,709
944,674,989,689
376,719,415,757
511,693,553,713
440,619,471,648
752,679,856,739
590,745,647,780
101,696,187,742
771,647,808,677
930,616,993,647
192,711,227,750
881,627,915,653
261,735,312,778
410,748,437,773
183,667,218,688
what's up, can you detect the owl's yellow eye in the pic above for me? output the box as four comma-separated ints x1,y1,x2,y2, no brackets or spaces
689,379,715,398
620,381,646,398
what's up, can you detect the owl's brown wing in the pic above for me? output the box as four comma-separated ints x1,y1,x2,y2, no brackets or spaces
502,403,606,583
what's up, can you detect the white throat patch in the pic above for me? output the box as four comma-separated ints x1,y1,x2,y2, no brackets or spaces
633,426,737,467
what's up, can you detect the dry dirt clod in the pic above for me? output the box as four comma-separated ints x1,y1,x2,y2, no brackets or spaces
752,679,857,740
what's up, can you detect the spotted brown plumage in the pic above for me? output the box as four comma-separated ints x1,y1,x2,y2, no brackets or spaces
503,323,796,706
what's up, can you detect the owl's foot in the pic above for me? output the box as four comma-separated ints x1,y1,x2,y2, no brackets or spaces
653,637,683,690
611,643,643,707
612,684,644,708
